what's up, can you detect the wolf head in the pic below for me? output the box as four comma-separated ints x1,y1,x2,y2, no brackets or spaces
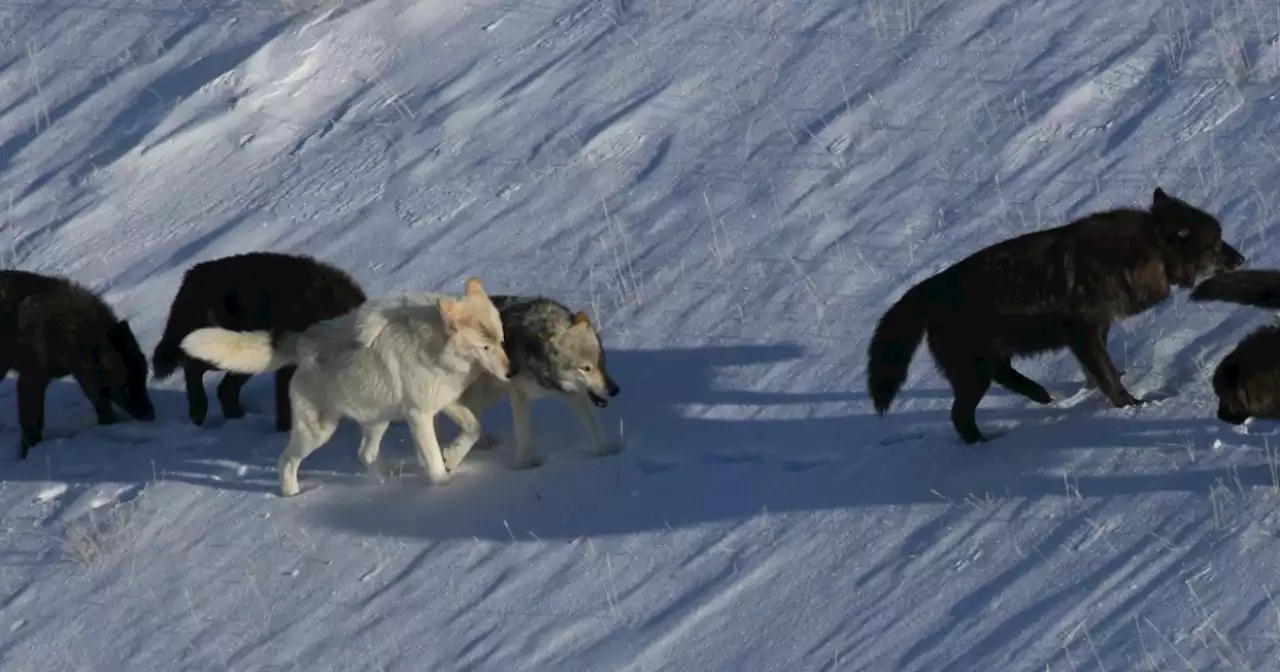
437,277,511,382
1150,187,1245,287
537,310,621,408
88,320,157,422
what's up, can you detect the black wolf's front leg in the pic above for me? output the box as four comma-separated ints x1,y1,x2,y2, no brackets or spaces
1066,321,1140,407
73,374,117,425
16,371,50,458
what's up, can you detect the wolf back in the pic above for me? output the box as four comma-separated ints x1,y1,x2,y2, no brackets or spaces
1189,269,1280,424
866,187,1245,444
152,251,366,431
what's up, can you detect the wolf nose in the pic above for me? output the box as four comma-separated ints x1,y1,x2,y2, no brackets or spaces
606,378,620,397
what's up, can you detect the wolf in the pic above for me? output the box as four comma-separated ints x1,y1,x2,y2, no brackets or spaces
1188,269,1280,424
152,252,367,431
425,296,622,471
867,187,1245,444
179,277,511,497
1202,325,1280,425
0,270,155,458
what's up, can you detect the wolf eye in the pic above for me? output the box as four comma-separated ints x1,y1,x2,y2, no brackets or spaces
580,365,594,373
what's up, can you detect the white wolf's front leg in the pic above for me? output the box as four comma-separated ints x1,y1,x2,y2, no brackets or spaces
509,387,541,469
440,401,481,471
357,421,390,468
568,392,622,456
406,411,451,485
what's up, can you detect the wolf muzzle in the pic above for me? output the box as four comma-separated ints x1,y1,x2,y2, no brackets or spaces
588,376,621,408
1220,242,1245,271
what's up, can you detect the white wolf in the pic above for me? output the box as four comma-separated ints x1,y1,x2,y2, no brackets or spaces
179,277,511,497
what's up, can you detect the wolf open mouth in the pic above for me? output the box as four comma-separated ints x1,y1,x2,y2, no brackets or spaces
588,391,609,408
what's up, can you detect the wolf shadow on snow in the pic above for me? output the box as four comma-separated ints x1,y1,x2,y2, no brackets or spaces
0,342,1268,541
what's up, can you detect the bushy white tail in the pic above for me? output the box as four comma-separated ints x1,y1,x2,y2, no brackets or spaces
180,328,295,373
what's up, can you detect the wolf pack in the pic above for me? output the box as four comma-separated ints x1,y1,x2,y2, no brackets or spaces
4,186,1280,495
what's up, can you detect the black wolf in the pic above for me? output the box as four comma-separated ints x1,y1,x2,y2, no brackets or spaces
1204,325,1280,425
0,270,155,458
152,252,366,431
867,187,1245,444
1189,269,1280,424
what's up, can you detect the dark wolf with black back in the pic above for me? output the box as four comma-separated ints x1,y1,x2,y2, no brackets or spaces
153,252,366,431
867,188,1245,444
1189,269,1280,424
0,270,155,458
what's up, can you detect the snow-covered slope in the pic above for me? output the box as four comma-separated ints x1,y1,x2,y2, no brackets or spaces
3,0,1280,669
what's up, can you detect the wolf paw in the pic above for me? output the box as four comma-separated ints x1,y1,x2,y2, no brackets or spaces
425,469,453,486
442,445,469,472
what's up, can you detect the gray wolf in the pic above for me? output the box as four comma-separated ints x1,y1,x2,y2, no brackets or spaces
436,295,622,470
152,252,366,431
179,277,511,496
0,270,155,458
867,187,1245,444
1189,269,1280,424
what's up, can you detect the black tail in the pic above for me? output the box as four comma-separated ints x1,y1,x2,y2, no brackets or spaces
152,274,210,380
1190,270,1280,309
867,282,932,414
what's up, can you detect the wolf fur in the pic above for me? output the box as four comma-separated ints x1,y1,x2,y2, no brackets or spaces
867,187,1245,444
1205,325,1280,425
179,277,512,497
0,270,155,458
1188,269,1280,424
427,295,622,470
1189,269,1280,309
152,251,367,431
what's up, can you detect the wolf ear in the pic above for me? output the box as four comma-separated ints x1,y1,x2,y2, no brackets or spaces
572,310,590,327
463,277,486,298
1152,187,1169,205
437,298,460,330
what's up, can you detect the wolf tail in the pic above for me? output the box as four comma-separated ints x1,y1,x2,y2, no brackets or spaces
867,282,932,414
1190,270,1280,309
179,328,300,374
152,275,211,380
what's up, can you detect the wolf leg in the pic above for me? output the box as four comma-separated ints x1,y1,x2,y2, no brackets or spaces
928,330,992,443
567,392,622,456
440,401,482,471
183,359,210,426
72,373,117,425
274,366,296,432
455,379,505,450
16,371,49,459
216,372,251,420
277,395,338,497
992,360,1052,404
357,421,390,467
1066,321,1139,407
407,411,451,485
949,366,992,444
509,387,542,469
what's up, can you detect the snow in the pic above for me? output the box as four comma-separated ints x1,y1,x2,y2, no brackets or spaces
2,0,1280,669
